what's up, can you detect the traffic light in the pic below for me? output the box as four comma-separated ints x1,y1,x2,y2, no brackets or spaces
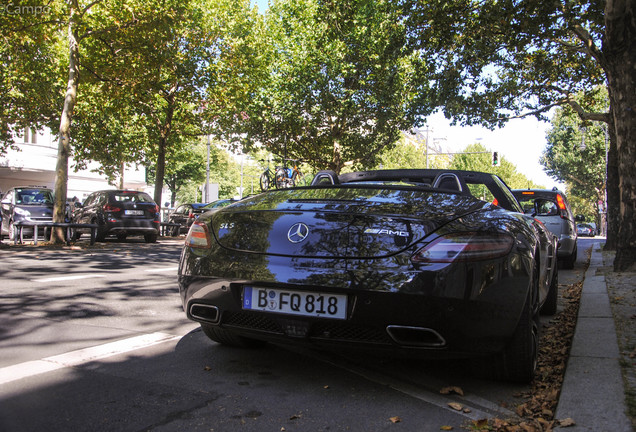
492,151,499,166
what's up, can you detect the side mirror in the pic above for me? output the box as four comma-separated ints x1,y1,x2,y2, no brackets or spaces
74,202,83,209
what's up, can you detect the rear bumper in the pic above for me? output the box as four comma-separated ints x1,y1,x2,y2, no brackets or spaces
178,271,530,358
557,235,577,257
105,220,159,235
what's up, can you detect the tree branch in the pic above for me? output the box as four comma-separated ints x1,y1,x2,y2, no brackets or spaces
571,24,606,67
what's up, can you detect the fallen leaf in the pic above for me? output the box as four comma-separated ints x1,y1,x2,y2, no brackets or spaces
492,418,509,428
440,426,453,431
389,416,401,423
203,366,212,371
471,419,489,429
323,385,330,389
447,402,463,411
440,386,464,396
558,418,576,427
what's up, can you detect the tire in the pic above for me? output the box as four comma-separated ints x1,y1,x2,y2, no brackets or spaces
91,220,106,242
492,266,539,383
144,233,158,243
170,225,180,237
8,221,15,241
562,244,577,270
70,228,81,241
292,171,305,187
200,323,267,348
540,266,558,315
275,168,287,189
259,172,270,191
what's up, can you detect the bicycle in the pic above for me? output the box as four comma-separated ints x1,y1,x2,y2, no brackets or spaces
259,159,287,192
275,159,306,188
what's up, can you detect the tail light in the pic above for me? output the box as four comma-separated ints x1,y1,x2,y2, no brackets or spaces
103,204,121,212
555,194,568,219
411,232,514,263
188,211,195,219
185,221,211,249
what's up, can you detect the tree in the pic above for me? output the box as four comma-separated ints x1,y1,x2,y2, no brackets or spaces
2,1,169,243
73,0,262,208
541,97,608,229
449,143,541,190
234,0,425,174
0,4,64,152
71,92,150,187
400,0,635,270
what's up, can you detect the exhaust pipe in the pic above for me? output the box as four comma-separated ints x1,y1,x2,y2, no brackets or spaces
386,325,446,347
189,304,220,324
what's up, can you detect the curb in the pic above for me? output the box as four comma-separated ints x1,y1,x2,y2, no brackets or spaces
555,241,633,431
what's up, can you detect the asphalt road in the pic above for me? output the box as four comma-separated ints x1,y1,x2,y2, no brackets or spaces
0,237,594,432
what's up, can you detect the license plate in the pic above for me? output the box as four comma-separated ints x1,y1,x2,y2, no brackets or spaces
125,210,144,215
243,287,347,320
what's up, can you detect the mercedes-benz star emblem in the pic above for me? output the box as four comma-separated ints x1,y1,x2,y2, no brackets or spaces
287,223,309,243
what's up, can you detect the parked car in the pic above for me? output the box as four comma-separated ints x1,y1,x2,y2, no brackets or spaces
71,190,160,243
512,188,578,269
179,169,559,382
167,203,210,236
0,186,54,241
577,223,595,237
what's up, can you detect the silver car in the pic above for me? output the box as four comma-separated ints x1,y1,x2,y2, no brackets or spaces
0,187,55,241
512,188,578,269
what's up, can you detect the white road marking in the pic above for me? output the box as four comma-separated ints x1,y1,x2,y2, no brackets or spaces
144,266,179,273
33,274,107,283
0,332,180,385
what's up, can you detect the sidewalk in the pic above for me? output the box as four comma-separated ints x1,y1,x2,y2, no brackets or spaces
555,240,633,431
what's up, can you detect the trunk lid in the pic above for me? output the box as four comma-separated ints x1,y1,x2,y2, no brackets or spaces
209,187,487,258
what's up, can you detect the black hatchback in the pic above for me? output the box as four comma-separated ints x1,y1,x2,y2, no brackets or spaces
71,190,160,242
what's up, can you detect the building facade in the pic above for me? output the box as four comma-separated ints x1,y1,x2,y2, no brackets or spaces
0,128,148,201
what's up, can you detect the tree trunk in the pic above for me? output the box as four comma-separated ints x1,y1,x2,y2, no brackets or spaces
604,116,619,249
154,136,167,206
604,0,636,271
51,9,80,244
152,101,174,206
119,161,125,189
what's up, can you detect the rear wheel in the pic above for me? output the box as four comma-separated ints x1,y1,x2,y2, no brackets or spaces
492,265,539,383
8,221,15,241
144,233,157,243
94,219,106,242
275,168,287,188
70,228,81,241
200,324,267,348
541,267,558,315
292,171,305,187
562,244,577,269
170,225,180,237
259,172,270,191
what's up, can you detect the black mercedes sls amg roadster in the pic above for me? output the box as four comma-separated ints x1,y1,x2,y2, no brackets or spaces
178,169,558,382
